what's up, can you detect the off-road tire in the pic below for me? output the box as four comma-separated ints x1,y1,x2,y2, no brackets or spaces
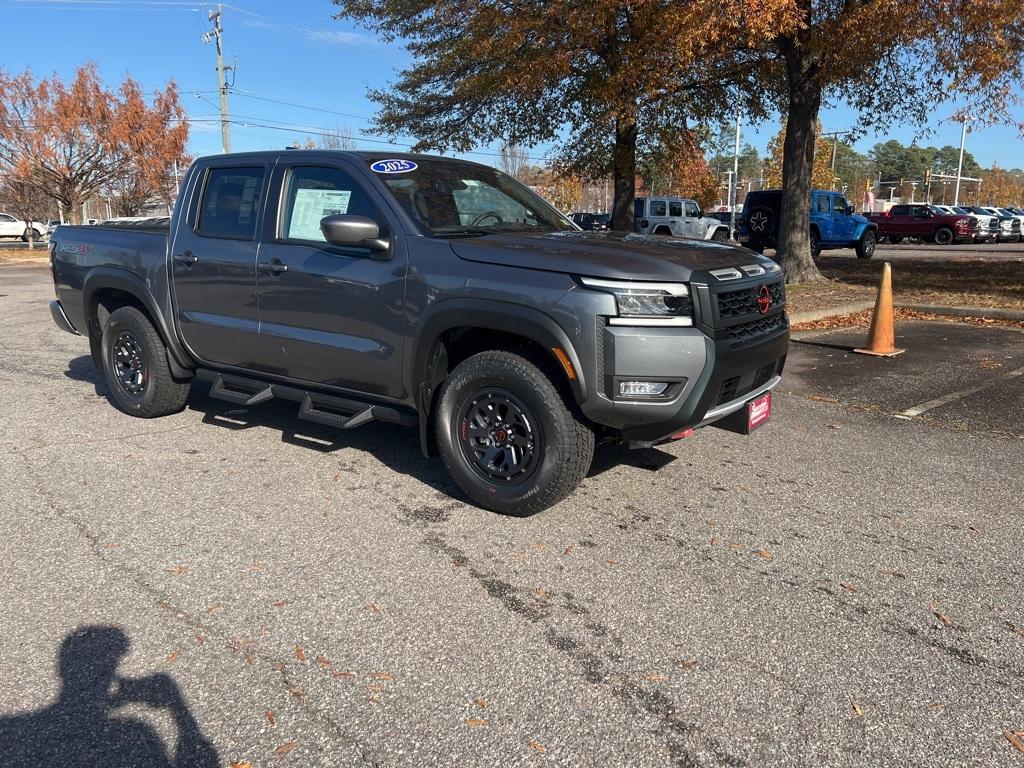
933,227,954,245
810,229,822,258
855,230,876,259
435,351,594,516
100,306,190,418
711,228,729,242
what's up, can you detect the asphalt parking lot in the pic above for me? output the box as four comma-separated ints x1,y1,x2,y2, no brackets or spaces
1,264,1022,767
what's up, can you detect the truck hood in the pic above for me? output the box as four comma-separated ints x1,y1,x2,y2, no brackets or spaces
449,231,764,282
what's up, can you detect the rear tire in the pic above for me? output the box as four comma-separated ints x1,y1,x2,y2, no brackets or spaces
435,351,594,516
855,230,876,259
810,229,822,258
653,226,672,236
100,306,190,418
22,228,40,242
711,228,729,242
933,227,954,245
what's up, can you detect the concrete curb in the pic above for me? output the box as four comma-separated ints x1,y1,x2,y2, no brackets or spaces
788,301,874,324
894,303,1024,321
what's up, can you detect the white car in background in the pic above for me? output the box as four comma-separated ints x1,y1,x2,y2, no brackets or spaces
633,197,731,241
0,212,47,241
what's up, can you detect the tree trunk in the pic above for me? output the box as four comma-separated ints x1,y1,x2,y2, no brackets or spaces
611,110,638,232
778,27,826,284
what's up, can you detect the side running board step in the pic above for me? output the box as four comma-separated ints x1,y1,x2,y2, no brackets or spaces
298,393,375,430
208,373,275,406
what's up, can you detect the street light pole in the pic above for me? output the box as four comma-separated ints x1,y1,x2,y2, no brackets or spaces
953,118,968,206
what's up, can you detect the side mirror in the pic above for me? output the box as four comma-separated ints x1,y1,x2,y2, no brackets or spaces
320,215,389,255
846,205,855,215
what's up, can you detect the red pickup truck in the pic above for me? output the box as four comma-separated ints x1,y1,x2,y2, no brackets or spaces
866,204,976,245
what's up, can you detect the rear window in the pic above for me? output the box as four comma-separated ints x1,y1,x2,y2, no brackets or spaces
197,167,265,239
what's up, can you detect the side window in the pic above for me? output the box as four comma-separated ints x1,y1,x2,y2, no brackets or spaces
669,201,683,217
280,166,378,244
650,200,667,217
833,196,849,213
890,205,909,216
684,201,700,218
634,199,645,220
815,195,829,213
0,214,14,222
197,167,265,239
911,205,929,217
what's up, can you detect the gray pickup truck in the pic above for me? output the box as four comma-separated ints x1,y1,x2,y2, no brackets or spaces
49,150,788,514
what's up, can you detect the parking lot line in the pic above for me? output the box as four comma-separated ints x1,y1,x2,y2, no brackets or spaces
899,364,1024,417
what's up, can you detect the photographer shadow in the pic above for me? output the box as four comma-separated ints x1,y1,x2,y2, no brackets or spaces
0,626,218,768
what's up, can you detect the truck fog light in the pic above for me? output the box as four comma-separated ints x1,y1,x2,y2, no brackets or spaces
619,381,668,397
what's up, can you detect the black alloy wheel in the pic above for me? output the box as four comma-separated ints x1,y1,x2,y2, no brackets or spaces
111,331,148,396
457,388,540,485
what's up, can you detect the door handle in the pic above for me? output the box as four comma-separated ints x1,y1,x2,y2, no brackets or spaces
257,260,288,274
173,251,197,265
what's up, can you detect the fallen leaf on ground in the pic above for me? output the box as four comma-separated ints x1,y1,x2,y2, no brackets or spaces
165,566,189,575
755,549,774,560
535,589,552,600
528,741,547,752
465,718,489,727
511,552,527,559
247,561,265,572
265,710,275,725
934,611,952,627
332,670,355,679
681,659,698,669
1004,731,1024,754
1014,627,1024,639
644,674,668,682
706,519,716,527
607,559,619,565
166,650,180,662
366,684,383,693
529,543,547,551
474,697,488,709
827,424,842,430
452,559,466,568
316,655,331,668
840,582,858,593
194,634,205,645
852,702,863,717
287,686,304,702
230,762,254,768
709,537,718,546
207,602,223,614
366,603,381,614
294,644,306,662
272,662,286,672
563,545,574,555
728,543,746,551
374,671,394,681
273,599,289,608
274,740,298,758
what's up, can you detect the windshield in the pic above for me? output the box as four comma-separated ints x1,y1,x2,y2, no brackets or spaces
373,158,575,237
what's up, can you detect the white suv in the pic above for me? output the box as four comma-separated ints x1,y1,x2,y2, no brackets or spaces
0,213,47,241
634,197,730,241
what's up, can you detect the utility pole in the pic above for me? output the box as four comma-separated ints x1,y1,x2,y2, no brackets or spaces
822,130,854,189
730,107,741,237
953,117,969,206
204,5,233,154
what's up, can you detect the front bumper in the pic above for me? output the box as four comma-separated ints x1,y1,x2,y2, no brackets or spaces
576,273,789,443
50,300,80,335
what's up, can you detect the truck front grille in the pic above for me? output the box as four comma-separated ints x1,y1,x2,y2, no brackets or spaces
716,282,785,319
721,313,785,343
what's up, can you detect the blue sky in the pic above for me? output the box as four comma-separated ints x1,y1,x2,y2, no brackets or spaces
3,0,1022,170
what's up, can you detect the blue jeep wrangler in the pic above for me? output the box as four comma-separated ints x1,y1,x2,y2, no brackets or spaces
738,189,877,259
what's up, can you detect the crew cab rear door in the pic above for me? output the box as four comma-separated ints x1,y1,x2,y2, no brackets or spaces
254,159,408,398
169,162,269,368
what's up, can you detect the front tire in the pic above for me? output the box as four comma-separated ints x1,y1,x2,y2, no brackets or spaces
22,228,40,242
855,230,876,259
435,351,594,516
934,227,954,245
100,306,190,418
810,229,822,258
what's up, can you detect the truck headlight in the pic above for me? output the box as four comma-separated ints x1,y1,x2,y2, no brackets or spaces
578,277,692,326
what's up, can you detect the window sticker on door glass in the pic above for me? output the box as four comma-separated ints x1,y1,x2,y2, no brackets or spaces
238,175,261,223
288,188,352,241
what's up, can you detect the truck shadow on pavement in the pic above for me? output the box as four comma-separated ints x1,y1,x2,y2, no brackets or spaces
64,354,108,396
0,626,218,768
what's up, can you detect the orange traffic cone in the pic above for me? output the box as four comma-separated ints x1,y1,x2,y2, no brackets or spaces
855,262,905,357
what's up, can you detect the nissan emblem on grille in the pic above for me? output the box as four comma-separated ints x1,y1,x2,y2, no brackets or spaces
756,285,772,314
